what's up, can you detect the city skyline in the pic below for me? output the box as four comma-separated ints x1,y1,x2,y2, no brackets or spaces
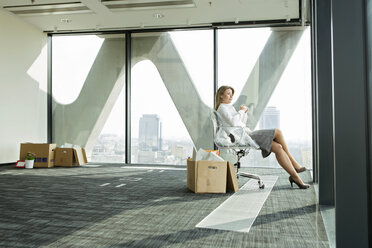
90,132,311,168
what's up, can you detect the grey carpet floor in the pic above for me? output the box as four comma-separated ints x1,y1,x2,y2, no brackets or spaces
0,164,329,248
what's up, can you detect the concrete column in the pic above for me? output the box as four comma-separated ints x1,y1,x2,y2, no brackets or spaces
314,0,335,206
331,0,370,246
367,1,372,242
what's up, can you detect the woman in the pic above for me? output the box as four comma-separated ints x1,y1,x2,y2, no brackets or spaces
215,85,310,189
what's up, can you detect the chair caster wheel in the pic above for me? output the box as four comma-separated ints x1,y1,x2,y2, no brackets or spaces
258,181,265,189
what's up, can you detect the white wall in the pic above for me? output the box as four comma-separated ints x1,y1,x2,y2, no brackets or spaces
0,10,47,163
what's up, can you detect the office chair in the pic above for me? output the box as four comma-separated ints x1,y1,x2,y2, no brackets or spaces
211,110,265,189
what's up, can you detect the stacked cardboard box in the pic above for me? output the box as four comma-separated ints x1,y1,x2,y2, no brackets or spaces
19,143,56,168
19,143,88,168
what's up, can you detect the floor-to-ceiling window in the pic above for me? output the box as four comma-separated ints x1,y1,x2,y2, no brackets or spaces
218,27,312,169
51,26,311,167
130,30,213,165
52,34,126,162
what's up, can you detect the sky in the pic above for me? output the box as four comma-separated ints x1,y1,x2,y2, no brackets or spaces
52,27,312,143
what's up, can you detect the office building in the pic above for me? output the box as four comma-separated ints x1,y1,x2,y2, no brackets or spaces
259,106,280,129
138,114,162,151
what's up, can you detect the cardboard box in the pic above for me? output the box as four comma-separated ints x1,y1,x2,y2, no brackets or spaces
20,143,56,168
55,147,88,167
226,162,239,192
187,159,239,193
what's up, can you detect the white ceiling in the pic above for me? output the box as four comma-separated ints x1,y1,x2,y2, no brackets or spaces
0,0,304,32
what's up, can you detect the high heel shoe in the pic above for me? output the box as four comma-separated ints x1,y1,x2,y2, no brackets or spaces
295,167,307,173
289,176,310,189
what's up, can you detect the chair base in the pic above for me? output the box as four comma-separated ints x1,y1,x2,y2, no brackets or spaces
238,171,265,189
234,149,265,190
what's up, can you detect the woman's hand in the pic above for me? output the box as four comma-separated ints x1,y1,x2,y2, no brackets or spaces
240,105,249,113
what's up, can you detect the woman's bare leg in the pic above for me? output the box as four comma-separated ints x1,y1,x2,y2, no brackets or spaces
273,129,303,170
271,141,306,185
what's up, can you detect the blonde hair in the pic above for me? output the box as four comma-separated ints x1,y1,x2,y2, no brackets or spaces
215,85,235,110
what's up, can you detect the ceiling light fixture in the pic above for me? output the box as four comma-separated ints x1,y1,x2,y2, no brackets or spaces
4,3,91,16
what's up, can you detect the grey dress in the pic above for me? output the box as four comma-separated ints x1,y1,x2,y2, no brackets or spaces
250,129,276,158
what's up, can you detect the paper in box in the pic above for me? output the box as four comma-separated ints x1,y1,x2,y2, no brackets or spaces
187,159,238,193
19,143,56,168
55,147,88,167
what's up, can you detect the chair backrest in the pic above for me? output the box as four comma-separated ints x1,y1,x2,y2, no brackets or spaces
211,110,219,138
211,110,226,137
211,110,234,148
